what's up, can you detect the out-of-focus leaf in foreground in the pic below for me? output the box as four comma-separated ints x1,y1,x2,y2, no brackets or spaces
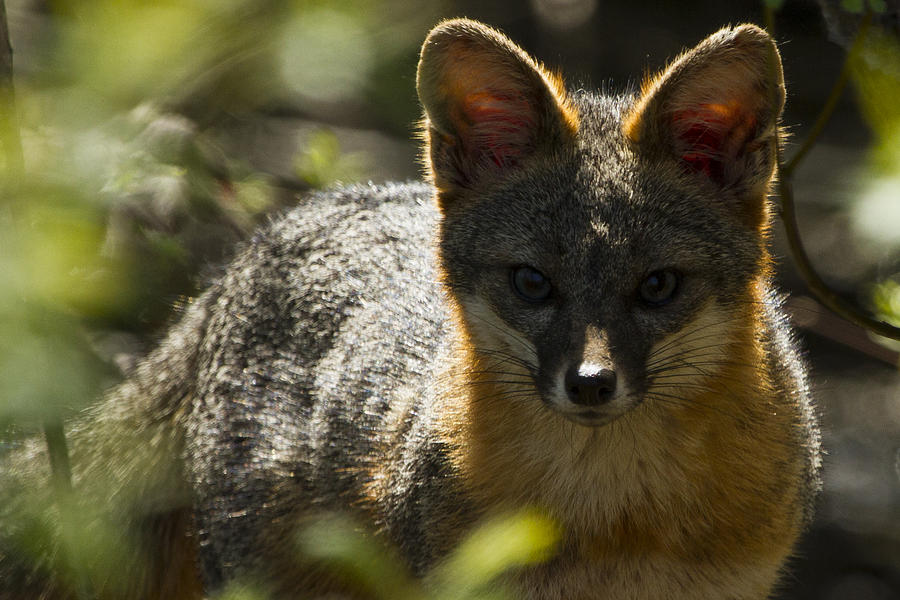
297,510,559,600
431,510,560,600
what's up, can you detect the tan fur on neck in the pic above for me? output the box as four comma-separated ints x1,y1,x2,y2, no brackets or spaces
440,278,805,592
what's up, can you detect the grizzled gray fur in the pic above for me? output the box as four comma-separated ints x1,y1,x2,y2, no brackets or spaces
187,182,468,589
0,19,821,600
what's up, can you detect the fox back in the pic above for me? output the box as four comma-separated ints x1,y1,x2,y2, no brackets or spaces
0,19,820,600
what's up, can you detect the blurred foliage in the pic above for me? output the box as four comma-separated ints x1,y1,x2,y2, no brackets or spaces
873,279,900,325
850,26,900,171
430,510,559,600
196,511,559,600
292,511,560,600
2,0,518,596
0,0,439,435
296,128,370,188
846,23,900,333
280,8,376,105
216,583,270,600
839,0,888,12
872,279,900,355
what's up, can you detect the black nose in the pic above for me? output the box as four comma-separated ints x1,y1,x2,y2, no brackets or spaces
565,364,617,406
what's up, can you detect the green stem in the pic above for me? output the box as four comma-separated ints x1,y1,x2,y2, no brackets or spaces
43,421,74,494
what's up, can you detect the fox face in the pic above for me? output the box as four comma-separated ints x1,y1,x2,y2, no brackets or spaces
418,20,784,427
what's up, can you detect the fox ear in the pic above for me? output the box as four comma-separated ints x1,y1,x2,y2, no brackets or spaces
625,25,784,225
417,19,577,200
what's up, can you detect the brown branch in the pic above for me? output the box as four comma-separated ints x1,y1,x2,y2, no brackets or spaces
788,296,900,366
767,9,900,342
777,161,900,340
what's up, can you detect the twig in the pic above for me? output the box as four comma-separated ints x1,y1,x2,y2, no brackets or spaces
43,421,96,600
787,296,900,366
43,421,74,494
778,170,900,340
768,9,900,342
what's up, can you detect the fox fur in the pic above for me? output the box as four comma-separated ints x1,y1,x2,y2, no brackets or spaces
0,19,821,600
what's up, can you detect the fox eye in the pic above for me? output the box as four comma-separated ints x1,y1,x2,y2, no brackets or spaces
511,266,552,303
639,269,679,306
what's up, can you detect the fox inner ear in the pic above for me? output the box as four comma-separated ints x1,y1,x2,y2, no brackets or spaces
624,25,785,225
416,19,577,200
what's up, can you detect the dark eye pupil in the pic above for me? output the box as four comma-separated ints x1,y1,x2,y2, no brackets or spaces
640,270,679,306
512,266,551,302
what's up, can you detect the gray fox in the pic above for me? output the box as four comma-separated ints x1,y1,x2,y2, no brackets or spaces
0,18,821,600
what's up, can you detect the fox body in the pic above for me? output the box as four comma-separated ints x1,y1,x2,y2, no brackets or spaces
0,19,820,600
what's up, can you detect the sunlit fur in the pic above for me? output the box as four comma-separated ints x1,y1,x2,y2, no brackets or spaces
418,19,815,599
447,278,809,599
0,19,820,600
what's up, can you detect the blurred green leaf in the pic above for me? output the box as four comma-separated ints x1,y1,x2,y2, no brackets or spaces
848,26,900,331
234,176,276,215
297,510,559,600
298,514,422,600
432,510,560,600
873,279,900,326
871,279,900,356
0,307,106,426
839,0,888,14
0,185,124,426
5,486,138,598
214,581,270,600
52,3,205,120
850,27,900,170
295,128,369,188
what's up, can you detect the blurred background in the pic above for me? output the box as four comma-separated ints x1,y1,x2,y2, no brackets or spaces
0,0,898,598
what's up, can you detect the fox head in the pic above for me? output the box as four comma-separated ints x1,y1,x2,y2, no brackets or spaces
417,19,784,427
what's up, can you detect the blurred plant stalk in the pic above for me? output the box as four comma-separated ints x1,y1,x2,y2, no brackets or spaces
0,0,22,174
766,3,900,345
0,0,74,491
